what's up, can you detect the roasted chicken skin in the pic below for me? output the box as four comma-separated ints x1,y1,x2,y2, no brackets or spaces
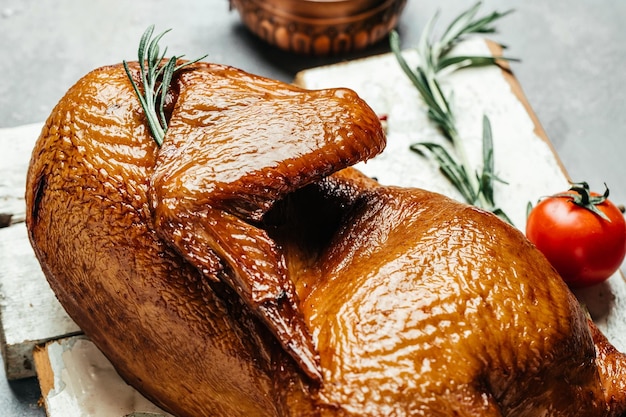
26,61,626,417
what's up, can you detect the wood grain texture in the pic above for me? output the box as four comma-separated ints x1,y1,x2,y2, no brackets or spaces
0,223,80,380
0,123,42,223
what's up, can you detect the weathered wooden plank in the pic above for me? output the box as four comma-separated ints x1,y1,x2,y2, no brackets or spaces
0,122,42,224
34,336,172,417
0,223,81,379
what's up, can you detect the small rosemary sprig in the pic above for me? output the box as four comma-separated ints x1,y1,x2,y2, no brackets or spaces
390,2,517,223
123,25,207,146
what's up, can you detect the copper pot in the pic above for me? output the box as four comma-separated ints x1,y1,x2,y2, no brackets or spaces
229,0,407,56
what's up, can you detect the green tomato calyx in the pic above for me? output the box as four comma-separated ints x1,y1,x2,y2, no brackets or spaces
553,181,611,222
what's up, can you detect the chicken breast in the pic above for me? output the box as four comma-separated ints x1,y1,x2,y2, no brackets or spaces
25,61,626,416
279,169,626,416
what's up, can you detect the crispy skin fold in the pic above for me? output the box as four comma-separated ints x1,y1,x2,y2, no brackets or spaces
26,62,626,417
149,64,385,380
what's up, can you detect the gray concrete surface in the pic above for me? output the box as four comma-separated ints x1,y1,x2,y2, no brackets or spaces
1,0,625,415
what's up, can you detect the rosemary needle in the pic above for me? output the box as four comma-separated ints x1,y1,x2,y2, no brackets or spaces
390,2,516,224
124,25,207,146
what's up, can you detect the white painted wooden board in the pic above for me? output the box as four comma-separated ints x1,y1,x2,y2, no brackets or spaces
0,122,42,224
34,336,172,417
0,223,81,380
0,37,625,416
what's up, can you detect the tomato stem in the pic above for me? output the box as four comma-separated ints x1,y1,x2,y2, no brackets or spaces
552,181,611,222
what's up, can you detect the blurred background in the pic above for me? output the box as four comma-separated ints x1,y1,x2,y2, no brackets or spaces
1,0,625,415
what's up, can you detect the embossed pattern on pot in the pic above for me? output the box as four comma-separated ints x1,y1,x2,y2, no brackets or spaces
229,0,407,55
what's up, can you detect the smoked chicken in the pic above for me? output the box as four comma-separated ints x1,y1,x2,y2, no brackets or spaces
25,60,626,416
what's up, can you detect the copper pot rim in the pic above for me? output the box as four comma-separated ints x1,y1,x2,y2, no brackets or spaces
240,0,401,23
261,0,384,19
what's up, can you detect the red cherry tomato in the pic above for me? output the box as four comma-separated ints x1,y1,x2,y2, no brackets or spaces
526,183,626,288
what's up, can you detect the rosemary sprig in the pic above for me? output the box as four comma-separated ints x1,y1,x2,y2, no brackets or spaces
123,25,207,146
390,2,516,223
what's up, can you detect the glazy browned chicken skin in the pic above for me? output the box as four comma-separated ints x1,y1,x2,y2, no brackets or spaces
26,60,626,416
